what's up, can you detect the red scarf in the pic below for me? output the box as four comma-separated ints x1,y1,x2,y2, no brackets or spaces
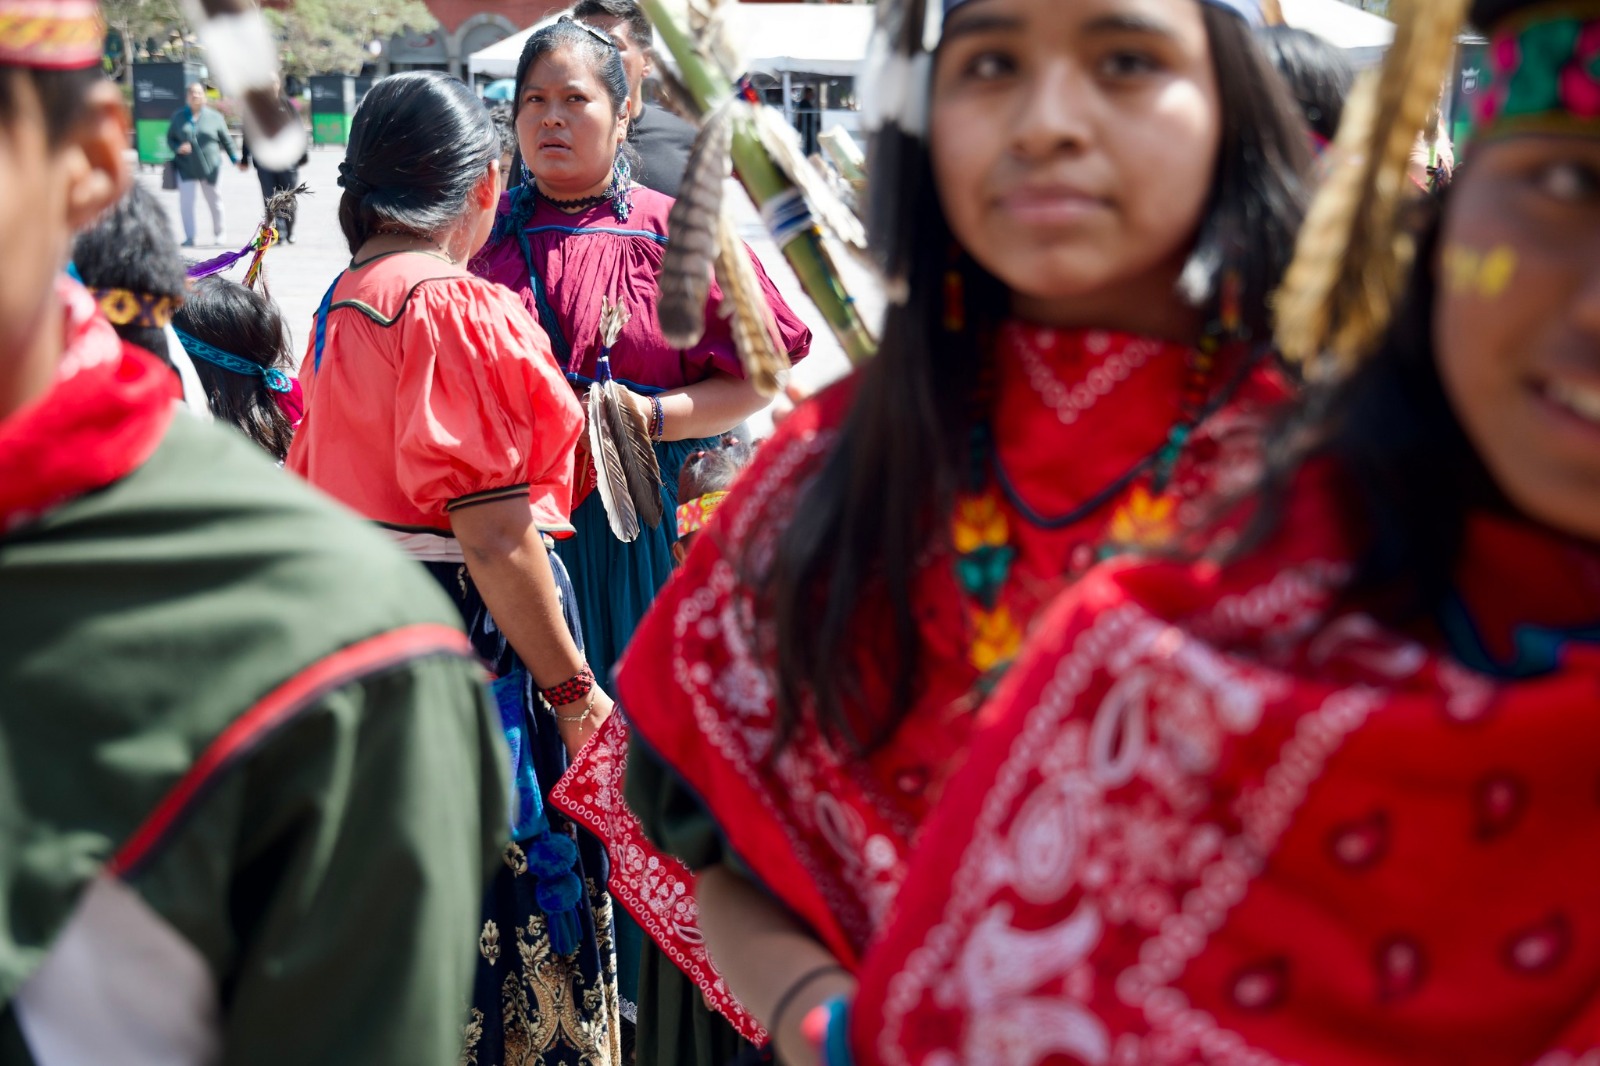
851,467,1600,1066
551,326,1288,1032
0,278,177,534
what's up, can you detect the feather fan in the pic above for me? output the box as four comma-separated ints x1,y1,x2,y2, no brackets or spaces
588,297,664,542
713,203,787,398
658,103,735,348
1274,0,1469,378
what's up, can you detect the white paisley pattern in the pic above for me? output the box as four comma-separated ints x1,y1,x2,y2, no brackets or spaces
874,563,1410,1066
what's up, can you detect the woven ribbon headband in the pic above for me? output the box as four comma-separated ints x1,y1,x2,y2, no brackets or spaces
174,329,292,393
92,288,177,330
1470,1,1600,142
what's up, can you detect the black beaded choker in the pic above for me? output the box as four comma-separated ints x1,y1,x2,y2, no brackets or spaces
538,187,614,212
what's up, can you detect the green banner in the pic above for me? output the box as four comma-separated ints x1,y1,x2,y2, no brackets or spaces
136,119,175,165
312,113,349,146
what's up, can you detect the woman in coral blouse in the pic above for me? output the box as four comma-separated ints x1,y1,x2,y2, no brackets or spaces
286,72,623,1066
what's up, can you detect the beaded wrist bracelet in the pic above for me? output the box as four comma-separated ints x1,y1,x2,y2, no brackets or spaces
649,394,665,441
540,664,595,709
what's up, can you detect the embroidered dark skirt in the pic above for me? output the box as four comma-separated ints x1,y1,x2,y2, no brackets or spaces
426,554,622,1066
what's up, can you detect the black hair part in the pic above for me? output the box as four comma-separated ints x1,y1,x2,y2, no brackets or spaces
0,65,102,146
570,0,654,51
172,276,296,461
71,184,188,368
1255,25,1355,144
678,438,754,502
751,7,1312,755
512,18,631,123
337,71,498,254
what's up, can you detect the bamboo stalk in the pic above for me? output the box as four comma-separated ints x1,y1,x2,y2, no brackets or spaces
639,0,878,364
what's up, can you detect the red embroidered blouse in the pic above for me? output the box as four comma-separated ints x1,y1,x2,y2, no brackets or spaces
610,323,1290,966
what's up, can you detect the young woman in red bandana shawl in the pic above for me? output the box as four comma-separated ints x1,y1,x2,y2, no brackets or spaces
549,0,1317,1060
840,0,1600,1061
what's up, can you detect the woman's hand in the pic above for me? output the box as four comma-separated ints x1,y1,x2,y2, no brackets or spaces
176,142,192,155
554,686,614,762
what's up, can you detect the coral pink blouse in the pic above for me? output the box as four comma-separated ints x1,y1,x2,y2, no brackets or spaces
287,252,582,534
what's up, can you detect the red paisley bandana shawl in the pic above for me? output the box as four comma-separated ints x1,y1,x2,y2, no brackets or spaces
552,323,1289,1010
1,277,176,534
849,463,1600,1066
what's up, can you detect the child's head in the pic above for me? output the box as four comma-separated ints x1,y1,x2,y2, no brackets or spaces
925,0,1310,340
172,276,296,461
672,437,753,563
337,71,500,256
1255,25,1353,148
0,2,131,411
491,103,517,194
71,184,186,367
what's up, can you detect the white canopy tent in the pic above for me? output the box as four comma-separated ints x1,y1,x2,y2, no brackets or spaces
467,4,874,81
1279,0,1395,66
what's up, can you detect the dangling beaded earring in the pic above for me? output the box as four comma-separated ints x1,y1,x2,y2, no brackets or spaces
943,246,966,333
607,151,634,223
520,159,534,188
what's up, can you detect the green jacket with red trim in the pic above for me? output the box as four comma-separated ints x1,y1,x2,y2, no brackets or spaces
0,412,509,1065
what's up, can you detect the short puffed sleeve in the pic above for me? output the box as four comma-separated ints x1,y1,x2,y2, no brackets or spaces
394,278,583,526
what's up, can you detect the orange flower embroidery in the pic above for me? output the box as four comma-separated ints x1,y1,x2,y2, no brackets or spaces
969,604,1023,674
1107,485,1178,549
953,493,1009,555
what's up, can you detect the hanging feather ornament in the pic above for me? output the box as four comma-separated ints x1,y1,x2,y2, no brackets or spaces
714,202,786,397
659,103,735,348
588,297,664,543
862,0,940,304
176,0,305,171
1274,0,1470,379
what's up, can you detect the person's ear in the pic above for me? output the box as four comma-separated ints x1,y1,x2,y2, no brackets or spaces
671,540,688,566
62,80,130,232
479,159,501,207
640,47,653,81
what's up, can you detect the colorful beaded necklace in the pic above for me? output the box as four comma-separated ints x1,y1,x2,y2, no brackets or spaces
951,275,1249,691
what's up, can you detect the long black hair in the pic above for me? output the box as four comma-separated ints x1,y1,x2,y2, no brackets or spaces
1260,188,1501,620
753,5,1314,754
172,276,297,461
71,184,188,367
337,71,498,254
1255,25,1355,144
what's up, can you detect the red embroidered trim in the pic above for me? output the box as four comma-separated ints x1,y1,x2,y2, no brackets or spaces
108,623,475,878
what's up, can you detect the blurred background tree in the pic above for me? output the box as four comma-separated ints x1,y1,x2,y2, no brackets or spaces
266,0,435,76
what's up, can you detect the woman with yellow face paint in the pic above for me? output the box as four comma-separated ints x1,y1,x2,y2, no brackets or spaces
842,0,1600,1060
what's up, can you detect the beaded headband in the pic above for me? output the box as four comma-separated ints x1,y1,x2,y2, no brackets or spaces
0,0,103,71
91,287,177,329
675,490,729,538
1469,0,1600,142
174,328,293,393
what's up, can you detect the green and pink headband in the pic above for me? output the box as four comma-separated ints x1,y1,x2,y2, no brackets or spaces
1471,0,1600,141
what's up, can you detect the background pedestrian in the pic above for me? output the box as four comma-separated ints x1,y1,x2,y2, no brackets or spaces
167,81,237,246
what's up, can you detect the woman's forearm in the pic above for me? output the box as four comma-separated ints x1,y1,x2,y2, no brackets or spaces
450,497,613,754
698,864,855,1066
653,372,769,442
